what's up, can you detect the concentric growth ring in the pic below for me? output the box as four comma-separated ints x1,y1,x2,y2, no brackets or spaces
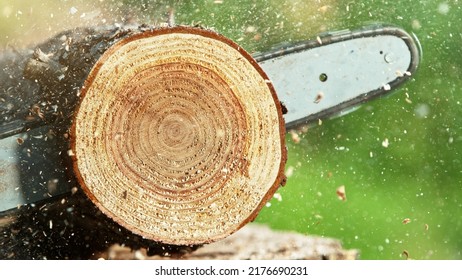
71,26,287,245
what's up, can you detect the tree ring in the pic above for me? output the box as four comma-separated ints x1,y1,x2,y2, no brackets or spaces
71,27,287,245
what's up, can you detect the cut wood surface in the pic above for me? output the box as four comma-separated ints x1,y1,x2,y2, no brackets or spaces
71,26,287,245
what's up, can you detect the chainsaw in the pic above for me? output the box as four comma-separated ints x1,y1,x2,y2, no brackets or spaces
0,24,420,257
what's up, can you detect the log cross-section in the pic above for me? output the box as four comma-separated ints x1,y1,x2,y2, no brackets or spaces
71,26,287,245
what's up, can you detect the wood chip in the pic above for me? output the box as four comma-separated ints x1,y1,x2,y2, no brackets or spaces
336,185,347,201
402,218,411,224
314,91,324,103
402,250,409,259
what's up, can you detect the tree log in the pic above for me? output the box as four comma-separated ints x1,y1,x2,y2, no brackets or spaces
0,24,289,258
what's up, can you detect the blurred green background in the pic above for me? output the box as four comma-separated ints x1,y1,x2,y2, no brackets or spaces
1,0,461,259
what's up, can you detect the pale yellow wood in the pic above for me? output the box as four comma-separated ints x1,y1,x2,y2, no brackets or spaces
71,27,287,245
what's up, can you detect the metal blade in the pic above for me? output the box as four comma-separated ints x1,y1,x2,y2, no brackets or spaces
255,25,420,129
